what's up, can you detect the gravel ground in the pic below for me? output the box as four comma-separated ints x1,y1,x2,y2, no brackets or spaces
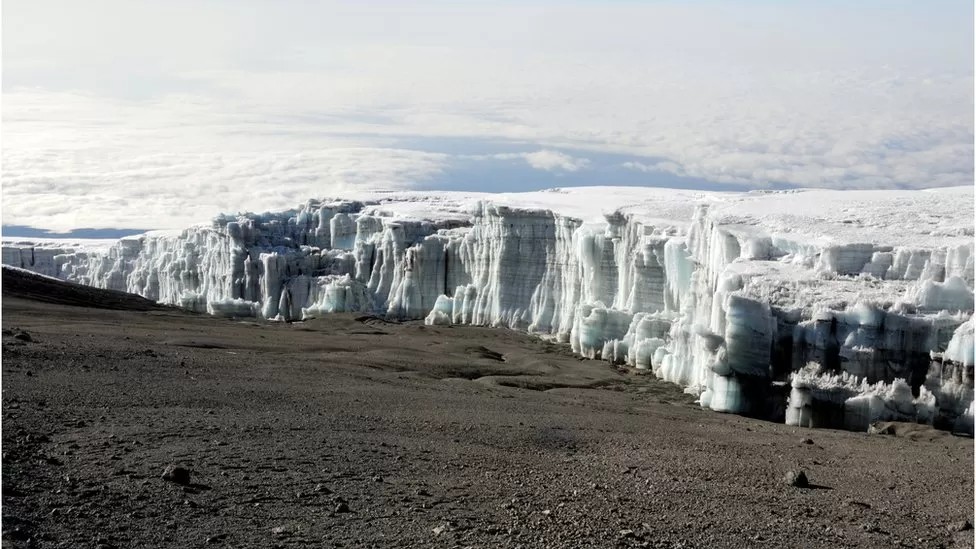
2,272,973,548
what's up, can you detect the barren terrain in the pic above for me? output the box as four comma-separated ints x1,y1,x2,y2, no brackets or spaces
2,269,973,548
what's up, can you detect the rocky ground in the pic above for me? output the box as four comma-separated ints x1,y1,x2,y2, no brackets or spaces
1,269,973,548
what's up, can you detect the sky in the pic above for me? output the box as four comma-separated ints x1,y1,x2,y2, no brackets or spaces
2,0,973,233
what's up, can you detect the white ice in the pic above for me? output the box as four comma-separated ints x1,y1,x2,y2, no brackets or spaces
4,186,973,432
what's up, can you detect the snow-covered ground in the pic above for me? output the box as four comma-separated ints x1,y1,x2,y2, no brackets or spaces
3,186,973,433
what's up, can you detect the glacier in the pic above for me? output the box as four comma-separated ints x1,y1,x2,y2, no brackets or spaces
3,186,974,434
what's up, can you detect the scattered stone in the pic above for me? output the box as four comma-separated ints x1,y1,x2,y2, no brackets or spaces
334,502,350,513
161,465,191,485
784,470,809,488
950,519,973,532
844,499,872,509
868,422,897,436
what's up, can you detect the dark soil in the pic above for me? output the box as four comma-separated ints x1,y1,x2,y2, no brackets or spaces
2,271,973,548
1,268,168,312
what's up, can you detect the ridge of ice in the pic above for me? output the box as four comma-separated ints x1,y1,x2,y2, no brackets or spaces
3,186,973,433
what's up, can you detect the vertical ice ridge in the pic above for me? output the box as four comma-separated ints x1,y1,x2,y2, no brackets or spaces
3,194,973,433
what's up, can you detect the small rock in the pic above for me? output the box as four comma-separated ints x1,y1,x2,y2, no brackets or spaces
432,525,448,536
161,465,191,485
950,519,973,532
14,332,32,342
800,438,814,445
334,502,350,513
784,470,809,488
271,525,291,538
205,533,228,544
372,475,383,483
868,422,897,436
416,488,431,497
541,509,551,516
619,529,636,538
844,499,872,509
313,484,331,494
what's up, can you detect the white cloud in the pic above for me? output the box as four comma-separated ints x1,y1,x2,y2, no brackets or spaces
2,2,972,229
1,92,449,231
1,146,448,231
522,150,589,172
480,150,590,172
623,161,680,175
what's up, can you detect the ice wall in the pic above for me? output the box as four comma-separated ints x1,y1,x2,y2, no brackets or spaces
4,187,973,433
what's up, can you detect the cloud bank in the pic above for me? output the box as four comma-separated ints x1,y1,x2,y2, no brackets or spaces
2,1,973,230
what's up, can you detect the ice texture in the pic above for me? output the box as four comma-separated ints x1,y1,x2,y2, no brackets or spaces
4,186,973,432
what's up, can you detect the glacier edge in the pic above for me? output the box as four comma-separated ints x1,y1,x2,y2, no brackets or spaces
4,187,973,434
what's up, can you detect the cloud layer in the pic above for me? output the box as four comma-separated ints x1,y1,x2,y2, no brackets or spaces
3,1,973,230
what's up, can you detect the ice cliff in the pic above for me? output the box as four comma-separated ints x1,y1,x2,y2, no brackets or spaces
4,186,974,433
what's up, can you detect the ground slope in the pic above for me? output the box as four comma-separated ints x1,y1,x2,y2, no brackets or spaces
1,279,973,548
1,267,168,311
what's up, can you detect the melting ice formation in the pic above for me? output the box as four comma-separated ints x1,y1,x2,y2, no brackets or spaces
4,187,974,434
